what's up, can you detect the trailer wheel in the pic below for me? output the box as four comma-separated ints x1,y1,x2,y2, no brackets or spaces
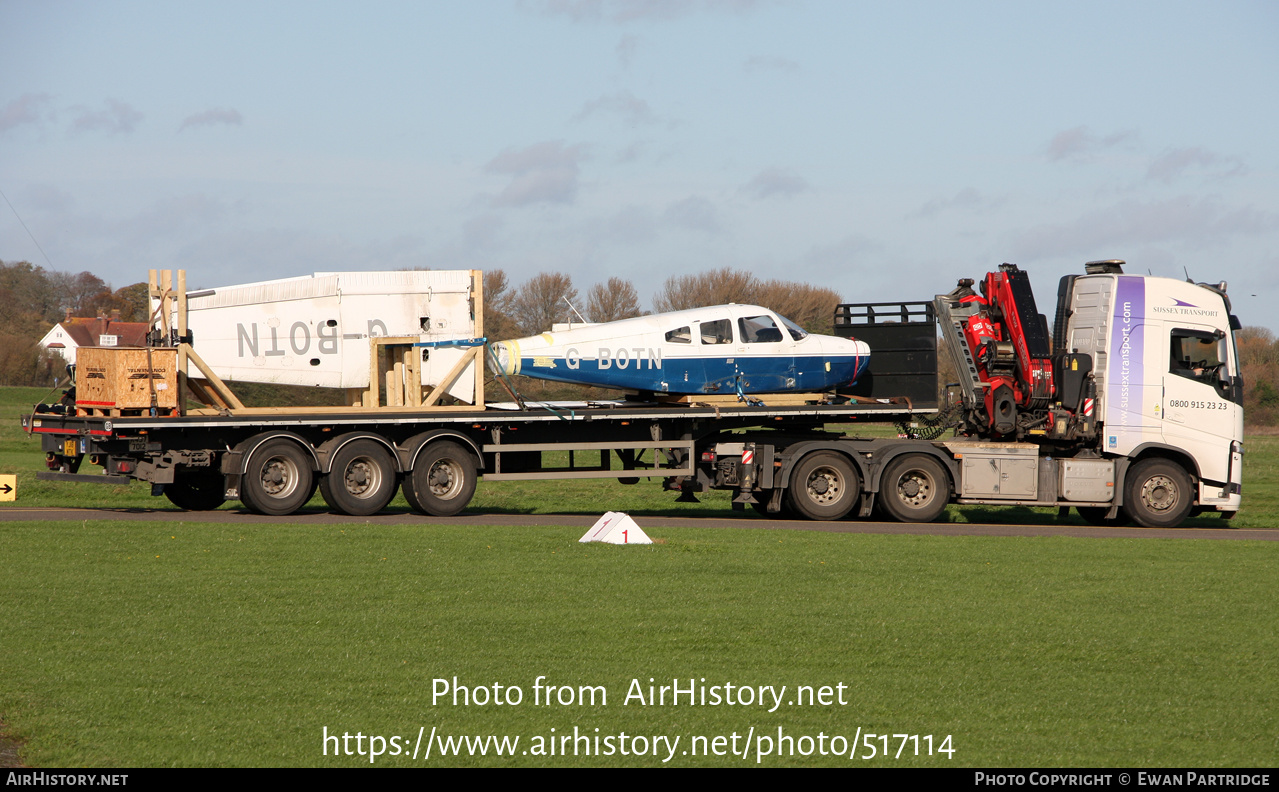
878,454,949,523
320,439,399,516
165,470,226,511
786,452,859,520
1123,459,1193,528
404,441,477,516
240,439,315,516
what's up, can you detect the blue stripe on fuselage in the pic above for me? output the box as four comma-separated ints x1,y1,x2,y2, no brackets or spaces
516,354,867,394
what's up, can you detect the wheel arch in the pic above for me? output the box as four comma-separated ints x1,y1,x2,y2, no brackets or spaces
400,430,484,473
316,432,402,475
227,431,320,475
862,445,958,496
775,441,868,487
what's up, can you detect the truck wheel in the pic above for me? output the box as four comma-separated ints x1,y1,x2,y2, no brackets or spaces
320,439,399,516
786,452,859,520
165,470,226,511
878,454,949,523
1123,459,1193,528
404,441,477,516
240,438,315,516
1076,506,1131,527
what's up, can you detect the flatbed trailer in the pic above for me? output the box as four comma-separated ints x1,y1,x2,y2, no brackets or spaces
25,397,942,520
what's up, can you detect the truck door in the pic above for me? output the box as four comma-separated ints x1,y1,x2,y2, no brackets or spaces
1160,325,1241,484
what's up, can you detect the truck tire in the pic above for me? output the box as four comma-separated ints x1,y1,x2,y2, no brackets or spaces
1123,459,1193,528
165,470,226,511
320,439,399,516
240,438,315,516
878,454,949,523
403,441,477,516
786,452,859,520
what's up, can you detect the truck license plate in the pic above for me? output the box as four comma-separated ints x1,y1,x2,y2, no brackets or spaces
64,440,78,456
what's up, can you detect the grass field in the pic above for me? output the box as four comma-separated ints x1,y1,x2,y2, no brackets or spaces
2,387,1277,767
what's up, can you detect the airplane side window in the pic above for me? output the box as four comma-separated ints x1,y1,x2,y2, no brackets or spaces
700,319,733,345
738,315,783,343
1169,329,1224,385
665,326,692,344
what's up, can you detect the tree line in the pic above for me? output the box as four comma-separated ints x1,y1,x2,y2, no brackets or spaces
2,257,1277,427
0,260,149,387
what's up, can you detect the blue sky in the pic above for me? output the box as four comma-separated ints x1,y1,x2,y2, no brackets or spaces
2,0,1276,330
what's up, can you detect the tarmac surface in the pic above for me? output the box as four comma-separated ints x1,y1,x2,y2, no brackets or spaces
1,505,1273,541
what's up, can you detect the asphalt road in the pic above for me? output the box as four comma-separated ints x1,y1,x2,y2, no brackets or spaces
0,505,1273,541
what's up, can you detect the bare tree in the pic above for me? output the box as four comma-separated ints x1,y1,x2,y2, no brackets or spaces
482,268,520,341
586,277,641,323
754,278,842,334
509,271,578,336
651,267,841,333
652,267,757,312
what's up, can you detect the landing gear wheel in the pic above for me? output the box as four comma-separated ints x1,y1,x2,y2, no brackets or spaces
320,439,399,516
240,439,315,516
165,470,226,511
404,441,477,516
878,454,949,523
1076,506,1131,527
785,452,859,520
1123,459,1193,528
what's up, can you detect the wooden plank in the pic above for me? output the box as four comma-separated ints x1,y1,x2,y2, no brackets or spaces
422,346,479,407
181,344,245,410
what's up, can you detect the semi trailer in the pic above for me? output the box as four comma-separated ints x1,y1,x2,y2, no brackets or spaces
24,260,1244,528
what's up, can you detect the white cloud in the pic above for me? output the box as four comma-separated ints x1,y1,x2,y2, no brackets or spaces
71,99,143,135
574,90,659,126
744,55,799,74
1045,125,1136,162
910,188,1003,219
663,195,720,233
1146,147,1245,183
741,167,809,199
531,0,771,23
485,140,589,207
1010,196,1278,260
179,107,244,132
0,93,52,132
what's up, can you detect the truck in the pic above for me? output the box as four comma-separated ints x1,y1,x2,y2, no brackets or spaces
23,260,1244,528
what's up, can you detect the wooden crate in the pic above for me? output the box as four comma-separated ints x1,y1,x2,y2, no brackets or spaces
77,347,179,412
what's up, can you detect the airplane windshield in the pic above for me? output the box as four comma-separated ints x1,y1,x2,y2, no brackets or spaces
779,315,808,341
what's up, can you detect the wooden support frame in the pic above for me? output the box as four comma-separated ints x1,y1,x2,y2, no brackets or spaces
148,268,487,415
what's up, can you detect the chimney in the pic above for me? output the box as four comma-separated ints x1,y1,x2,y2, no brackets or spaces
110,309,121,322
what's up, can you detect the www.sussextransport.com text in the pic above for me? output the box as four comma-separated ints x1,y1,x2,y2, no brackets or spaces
322,675,954,764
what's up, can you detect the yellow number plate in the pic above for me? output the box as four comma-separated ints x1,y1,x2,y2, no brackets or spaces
64,439,78,456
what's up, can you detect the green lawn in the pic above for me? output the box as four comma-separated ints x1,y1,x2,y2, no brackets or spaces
2,521,1276,767
2,386,1277,767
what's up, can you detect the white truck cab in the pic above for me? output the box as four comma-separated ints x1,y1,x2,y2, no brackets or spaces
1055,263,1244,518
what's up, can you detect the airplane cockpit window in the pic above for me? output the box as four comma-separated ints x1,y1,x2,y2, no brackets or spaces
738,314,784,343
699,319,733,345
779,315,808,341
665,326,692,344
